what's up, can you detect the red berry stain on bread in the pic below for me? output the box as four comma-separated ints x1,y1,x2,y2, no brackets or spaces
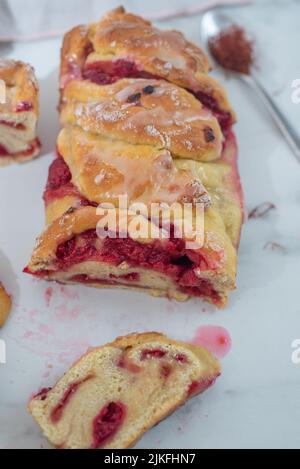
175,353,188,363
92,401,126,448
50,375,93,423
46,155,72,190
188,375,219,398
81,59,232,130
0,120,26,130
117,352,141,373
16,101,33,112
160,364,172,379
82,59,158,85
50,230,221,305
33,387,52,401
141,349,167,360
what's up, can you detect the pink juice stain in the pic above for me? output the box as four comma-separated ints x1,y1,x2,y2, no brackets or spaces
191,325,232,359
60,286,79,301
45,287,53,307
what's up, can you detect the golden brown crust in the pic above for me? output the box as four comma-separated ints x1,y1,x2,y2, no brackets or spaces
60,26,91,90
60,7,234,120
110,332,220,368
89,7,210,75
0,282,12,327
29,206,100,269
60,78,223,162
0,59,39,114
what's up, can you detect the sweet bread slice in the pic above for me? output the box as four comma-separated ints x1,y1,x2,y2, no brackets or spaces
0,282,12,327
0,59,40,166
28,332,221,449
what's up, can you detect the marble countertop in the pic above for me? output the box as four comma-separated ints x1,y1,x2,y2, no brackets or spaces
0,0,300,449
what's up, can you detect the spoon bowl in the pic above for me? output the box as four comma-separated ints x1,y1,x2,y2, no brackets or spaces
201,10,300,163
201,10,234,45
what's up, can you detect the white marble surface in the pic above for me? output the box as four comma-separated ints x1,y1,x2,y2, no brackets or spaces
0,0,300,449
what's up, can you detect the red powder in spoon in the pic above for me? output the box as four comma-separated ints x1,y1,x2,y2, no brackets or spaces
208,25,254,75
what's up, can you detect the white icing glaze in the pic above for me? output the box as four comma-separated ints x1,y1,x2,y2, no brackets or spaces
74,131,211,209
72,79,222,157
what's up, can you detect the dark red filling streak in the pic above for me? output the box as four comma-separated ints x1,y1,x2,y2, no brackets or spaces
118,353,141,374
0,120,26,130
175,353,188,364
0,144,9,156
0,101,34,156
140,349,188,379
81,59,232,131
16,101,33,112
140,349,187,363
53,229,220,302
33,387,52,401
118,348,188,380
50,375,93,424
187,375,220,398
43,155,98,207
0,138,40,158
92,401,126,449
141,349,167,360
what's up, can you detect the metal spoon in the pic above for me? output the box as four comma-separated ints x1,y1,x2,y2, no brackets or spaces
201,11,300,163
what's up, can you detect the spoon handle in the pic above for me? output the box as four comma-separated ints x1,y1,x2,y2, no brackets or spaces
243,73,300,163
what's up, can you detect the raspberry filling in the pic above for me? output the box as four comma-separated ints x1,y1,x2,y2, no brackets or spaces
175,353,188,364
44,155,82,205
92,401,126,449
46,155,72,190
117,353,141,374
16,101,33,112
187,375,219,398
0,144,9,156
141,349,188,364
118,348,188,378
50,375,93,423
0,120,26,130
51,229,221,303
33,387,52,401
141,349,167,360
193,91,232,131
81,59,232,131
0,138,40,158
82,59,159,85
43,155,98,206
160,364,172,378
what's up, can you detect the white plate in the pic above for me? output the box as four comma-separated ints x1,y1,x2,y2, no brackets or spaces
0,1,300,449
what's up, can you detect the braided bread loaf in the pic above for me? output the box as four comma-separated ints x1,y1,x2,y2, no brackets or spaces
26,7,243,307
